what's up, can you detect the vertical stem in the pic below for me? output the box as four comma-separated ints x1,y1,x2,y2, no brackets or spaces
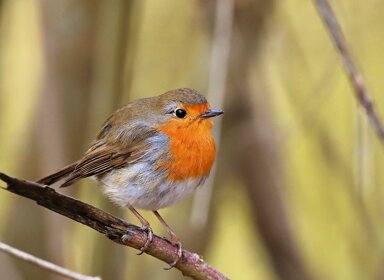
315,0,384,143
190,0,234,229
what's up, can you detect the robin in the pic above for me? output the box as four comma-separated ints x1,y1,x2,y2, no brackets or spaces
37,88,223,268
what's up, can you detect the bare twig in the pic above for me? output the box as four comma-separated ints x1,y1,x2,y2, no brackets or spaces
315,0,384,143
0,173,228,280
0,242,100,280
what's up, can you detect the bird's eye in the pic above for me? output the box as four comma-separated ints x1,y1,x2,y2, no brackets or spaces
175,109,187,119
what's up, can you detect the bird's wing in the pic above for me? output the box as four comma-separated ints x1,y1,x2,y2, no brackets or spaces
37,124,158,187
59,141,147,187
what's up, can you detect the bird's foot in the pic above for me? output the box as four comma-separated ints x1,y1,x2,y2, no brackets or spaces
137,224,153,255
163,234,182,270
127,206,154,255
121,224,153,255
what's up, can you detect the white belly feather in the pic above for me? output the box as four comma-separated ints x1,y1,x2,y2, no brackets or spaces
99,166,207,210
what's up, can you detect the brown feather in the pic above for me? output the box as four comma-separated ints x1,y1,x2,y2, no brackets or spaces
36,162,79,185
37,124,157,188
60,144,138,187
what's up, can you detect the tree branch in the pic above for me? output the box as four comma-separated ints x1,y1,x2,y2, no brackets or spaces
315,0,384,143
0,173,228,280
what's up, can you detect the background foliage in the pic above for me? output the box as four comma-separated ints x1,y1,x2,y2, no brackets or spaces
1,0,384,279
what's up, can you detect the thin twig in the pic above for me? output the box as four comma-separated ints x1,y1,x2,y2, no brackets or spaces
0,173,228,280
315,0,384,143
190,0,234,229
0,242,100,280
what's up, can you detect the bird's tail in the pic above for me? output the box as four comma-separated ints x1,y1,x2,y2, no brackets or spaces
36,162,78,185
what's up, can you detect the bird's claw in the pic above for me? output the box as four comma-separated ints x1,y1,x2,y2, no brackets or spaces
163,239,182,270
137,225,153,255
121,225,153,255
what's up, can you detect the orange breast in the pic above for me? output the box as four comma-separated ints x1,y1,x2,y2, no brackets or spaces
157,113,216,181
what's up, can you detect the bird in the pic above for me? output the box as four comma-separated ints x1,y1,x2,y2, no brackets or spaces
37,88,223,268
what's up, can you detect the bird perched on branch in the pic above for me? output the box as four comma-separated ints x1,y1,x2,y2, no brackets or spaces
37,88,223,268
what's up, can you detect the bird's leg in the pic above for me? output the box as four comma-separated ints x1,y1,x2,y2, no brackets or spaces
153,210,182,269
123,206,153,255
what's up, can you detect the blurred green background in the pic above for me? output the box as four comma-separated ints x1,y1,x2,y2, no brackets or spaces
1,0,384,279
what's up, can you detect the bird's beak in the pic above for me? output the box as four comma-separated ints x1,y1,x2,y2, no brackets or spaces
199,109,224,119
